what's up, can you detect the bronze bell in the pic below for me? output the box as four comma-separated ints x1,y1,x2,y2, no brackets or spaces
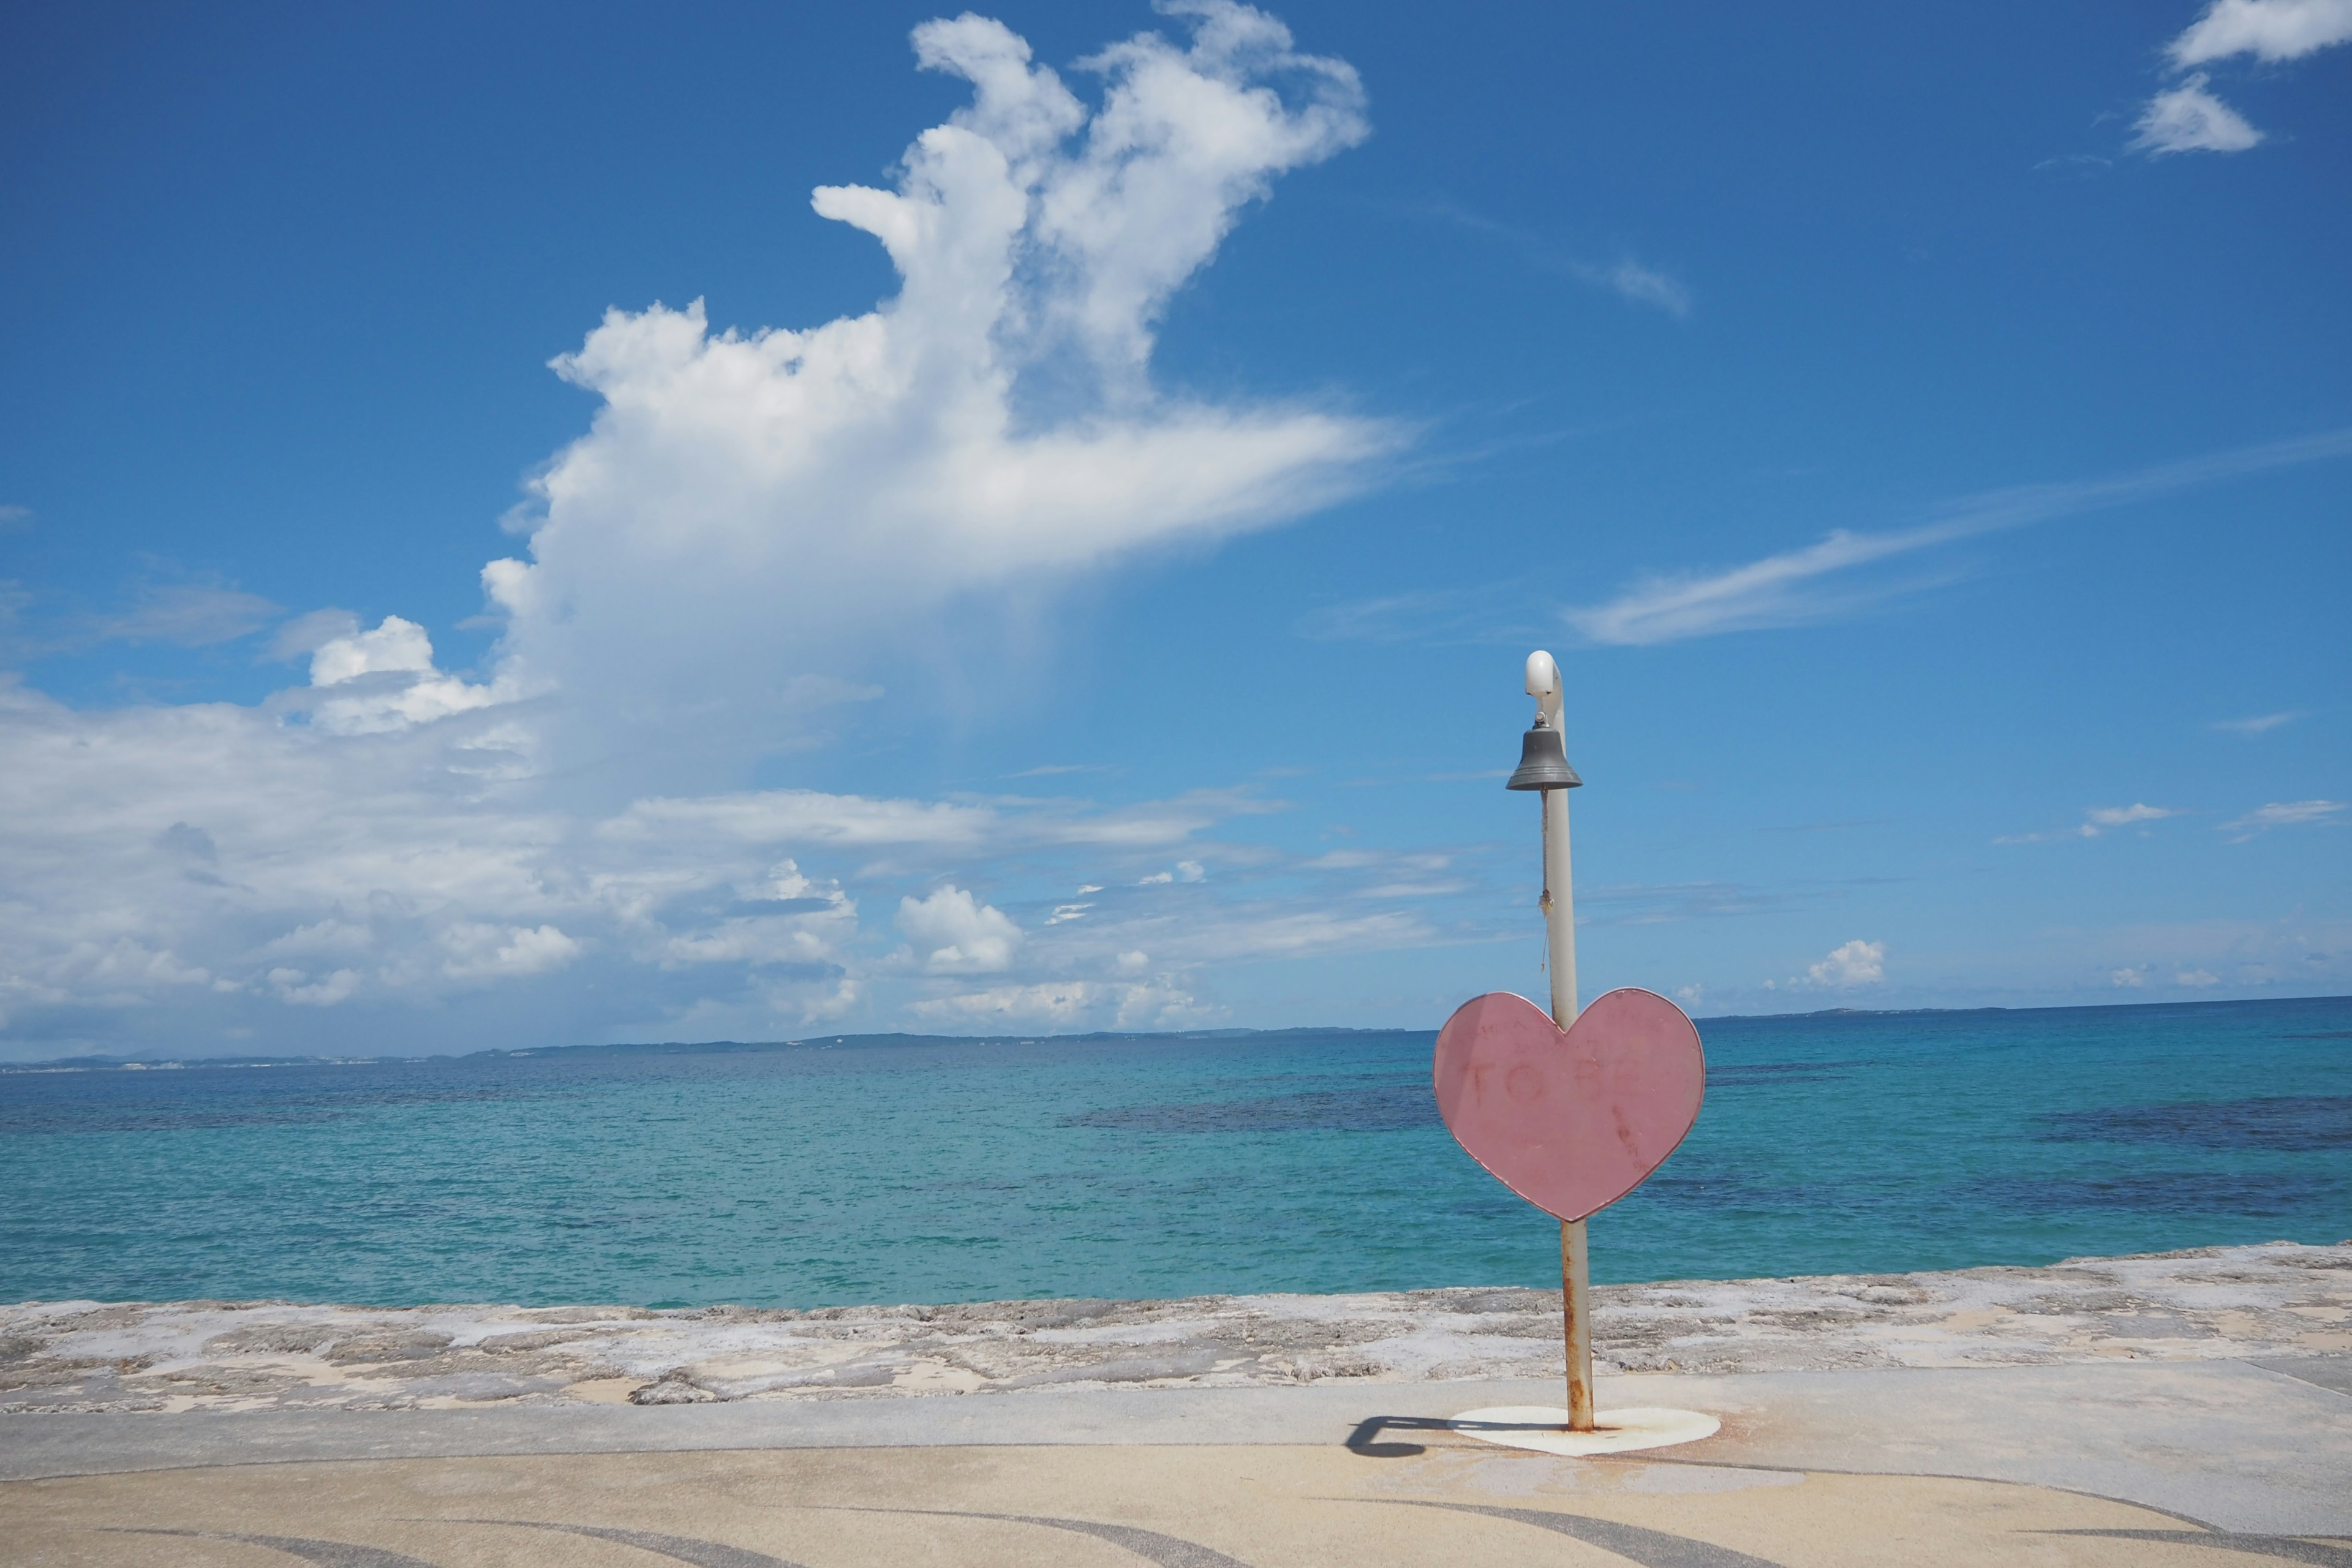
1506,717,1582,791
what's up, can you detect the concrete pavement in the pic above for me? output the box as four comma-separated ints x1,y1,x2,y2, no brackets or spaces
5,1355,2347,1566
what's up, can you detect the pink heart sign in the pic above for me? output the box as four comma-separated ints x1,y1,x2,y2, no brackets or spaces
1433,988,1705,1221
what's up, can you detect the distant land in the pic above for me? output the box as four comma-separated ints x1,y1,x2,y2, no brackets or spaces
5,996,2340,1072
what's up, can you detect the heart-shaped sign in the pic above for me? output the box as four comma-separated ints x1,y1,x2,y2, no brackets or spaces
1433,988,1705,1221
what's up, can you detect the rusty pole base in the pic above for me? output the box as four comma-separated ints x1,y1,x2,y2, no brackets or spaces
1562,1216,1594,1433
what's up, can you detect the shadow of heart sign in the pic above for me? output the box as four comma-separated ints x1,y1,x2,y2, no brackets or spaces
1433,988,1705,1221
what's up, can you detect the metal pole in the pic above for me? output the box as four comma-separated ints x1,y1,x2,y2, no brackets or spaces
1529,650,1594,1433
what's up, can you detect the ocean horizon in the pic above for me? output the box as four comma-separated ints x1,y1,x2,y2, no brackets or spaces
6,994,2346,1312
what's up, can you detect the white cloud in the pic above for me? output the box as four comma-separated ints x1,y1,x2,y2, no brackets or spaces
1804,939,1885,988
896,885,1024,973
2176,968,2222,987
2212,711,2304,736
441,924,582,982
303,616,505,736
2132,1,2352,160
2084,803,2183,831
2170,0,2352,64
481,2,1389,787
1997,803,2183,844
0,7,1453,1057
2221,799,2347,839
0,667,1328,1052
1566,428,2352,645
2132,75,2265,156
270,967,360,1008
2110,967,2146,987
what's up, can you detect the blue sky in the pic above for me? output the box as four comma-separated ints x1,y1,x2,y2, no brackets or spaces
1,0,2346,1059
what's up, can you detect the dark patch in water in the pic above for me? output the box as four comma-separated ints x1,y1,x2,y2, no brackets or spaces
1063,1084,1437,1134
1975,1172,2339,1218
2039,1096,2352,1153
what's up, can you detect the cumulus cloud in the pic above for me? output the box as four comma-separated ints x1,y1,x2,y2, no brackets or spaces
1804,939,1885,988
482,2,1389,787
897,885,1024,972
302,617,506,736
2132,75,2265,156
441,924,582,982
2169,0,2352,64
0,669,1314,1049
0,659,1466,1054
0,6,1455,1058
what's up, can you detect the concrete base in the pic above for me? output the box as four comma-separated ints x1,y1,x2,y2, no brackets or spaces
1452,1404,1721,1455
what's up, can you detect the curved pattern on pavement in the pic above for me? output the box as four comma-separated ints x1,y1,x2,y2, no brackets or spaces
2048,1529,2352,1566
1368,1499,1793,1568
116,1531,441,1568
469,1519,810,1568
853,1508,1251,1567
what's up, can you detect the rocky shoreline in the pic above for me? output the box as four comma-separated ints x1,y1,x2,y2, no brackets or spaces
3,1241,2345,1414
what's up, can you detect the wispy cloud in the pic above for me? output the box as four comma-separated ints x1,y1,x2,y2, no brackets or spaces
1411,200,1692,318
2221,799,2346,840
2133,75,2264,156
2212,711,2304,736
1569,259,1691,319
1997,803,2184,844
93,581,284,648
1564,426,2352,646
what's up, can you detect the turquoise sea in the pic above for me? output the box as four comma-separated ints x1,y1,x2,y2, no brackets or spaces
3,997,2347,1310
